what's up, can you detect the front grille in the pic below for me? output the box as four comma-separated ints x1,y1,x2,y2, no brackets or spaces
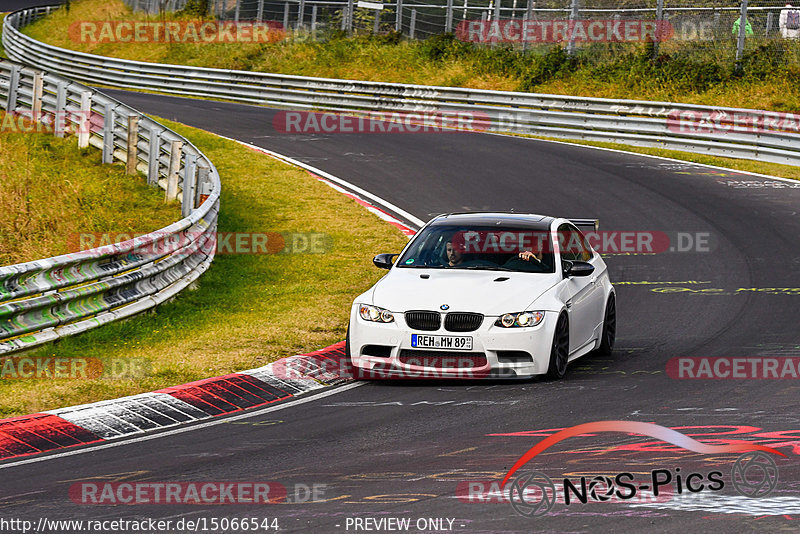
398,350,488,368
404,311,441,331
444,312,484,332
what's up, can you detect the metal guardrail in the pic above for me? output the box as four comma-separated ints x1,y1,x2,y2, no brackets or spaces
5,5,800,167
0,57,221,354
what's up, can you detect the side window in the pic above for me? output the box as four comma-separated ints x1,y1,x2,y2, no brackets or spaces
557,224,592,262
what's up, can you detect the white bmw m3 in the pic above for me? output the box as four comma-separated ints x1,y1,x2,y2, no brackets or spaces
346,212,615,380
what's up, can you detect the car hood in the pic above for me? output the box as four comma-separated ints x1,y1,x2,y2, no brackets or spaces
370,268,560,316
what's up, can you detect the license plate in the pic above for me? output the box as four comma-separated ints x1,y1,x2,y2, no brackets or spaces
411,334,473,350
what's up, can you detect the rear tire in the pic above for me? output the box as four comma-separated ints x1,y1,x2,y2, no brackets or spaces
597,294,616,356
545,313,570,380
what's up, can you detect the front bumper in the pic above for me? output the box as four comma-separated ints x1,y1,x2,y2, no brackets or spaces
349,306,557,379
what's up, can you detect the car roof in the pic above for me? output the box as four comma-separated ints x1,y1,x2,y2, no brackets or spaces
428,212,555,230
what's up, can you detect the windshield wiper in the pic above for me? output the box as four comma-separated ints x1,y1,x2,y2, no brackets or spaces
460,265,514,271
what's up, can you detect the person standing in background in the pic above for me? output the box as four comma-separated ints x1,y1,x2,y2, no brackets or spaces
780,3,800,39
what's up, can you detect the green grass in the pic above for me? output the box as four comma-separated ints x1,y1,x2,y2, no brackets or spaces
0,118,408,417
0,112,178,265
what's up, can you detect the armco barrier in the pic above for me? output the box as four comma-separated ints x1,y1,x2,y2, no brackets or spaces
4,5,800,166
0,58,221,354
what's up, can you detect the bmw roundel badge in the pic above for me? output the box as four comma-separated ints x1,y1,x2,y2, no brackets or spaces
440,304,450,310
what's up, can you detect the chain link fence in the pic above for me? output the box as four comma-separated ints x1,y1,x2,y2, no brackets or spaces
123,0,800,64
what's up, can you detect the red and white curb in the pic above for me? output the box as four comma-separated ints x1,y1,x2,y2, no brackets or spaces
0,141,420,462
0,342,348,460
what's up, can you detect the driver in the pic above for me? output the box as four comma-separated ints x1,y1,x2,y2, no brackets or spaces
445,240,464,267
518,250,543,263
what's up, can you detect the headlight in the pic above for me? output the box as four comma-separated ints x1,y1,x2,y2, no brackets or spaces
495,311,545,328
359,304,395,323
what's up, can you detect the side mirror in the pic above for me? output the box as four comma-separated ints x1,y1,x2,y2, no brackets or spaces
563,260,594,277
373,253,398,270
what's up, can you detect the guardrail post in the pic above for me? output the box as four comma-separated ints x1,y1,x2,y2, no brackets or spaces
492,0,500,23
396,0,402,32
235,0,241,22
6,65,20,114
54,81,67,138
445,0,453,33
341,4,348,31
766,12,773,35
181,154,198,217
32,71,44,121
166,140,183,201
78,91,92,148
127,115,140,175
284,3,290,32
148,129,161,186
102,104,115,164
410,9,417,38
257,0,264,22
196,165,211,208
373,9,380,33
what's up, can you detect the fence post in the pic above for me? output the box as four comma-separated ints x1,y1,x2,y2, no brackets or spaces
493,0,500,22
166,140,183,202
347,0,355,32
653,0,664,58
735,0,749,66
766,12,773,35
283,3,290,32
341,4,348,30
181,154,197,217
6,65,20,113
257,0,264,22
312,5,318,35
522,0,533,51
298,0,306,30
127,115,140,175
567,0,580,55
32,71,43,120
102,103,115,164
54,81,67,138
234,0,241,22
78,91,91,148
410,8,417,38
373,8,380,33
446,0,453,33
148,129,161,186
396,0,402,32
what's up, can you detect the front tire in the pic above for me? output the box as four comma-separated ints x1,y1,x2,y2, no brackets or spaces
597,294,616,356
545,313,570,380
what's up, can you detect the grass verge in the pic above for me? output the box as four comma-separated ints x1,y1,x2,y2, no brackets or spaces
0,117,408,417
0,111,178,265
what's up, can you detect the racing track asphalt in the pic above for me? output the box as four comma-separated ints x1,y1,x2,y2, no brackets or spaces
1,88,800,533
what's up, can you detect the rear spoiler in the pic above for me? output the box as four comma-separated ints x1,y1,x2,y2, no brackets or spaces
568,219,599,233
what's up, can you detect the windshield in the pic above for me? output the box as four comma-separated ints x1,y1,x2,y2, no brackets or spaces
396,224,555,273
